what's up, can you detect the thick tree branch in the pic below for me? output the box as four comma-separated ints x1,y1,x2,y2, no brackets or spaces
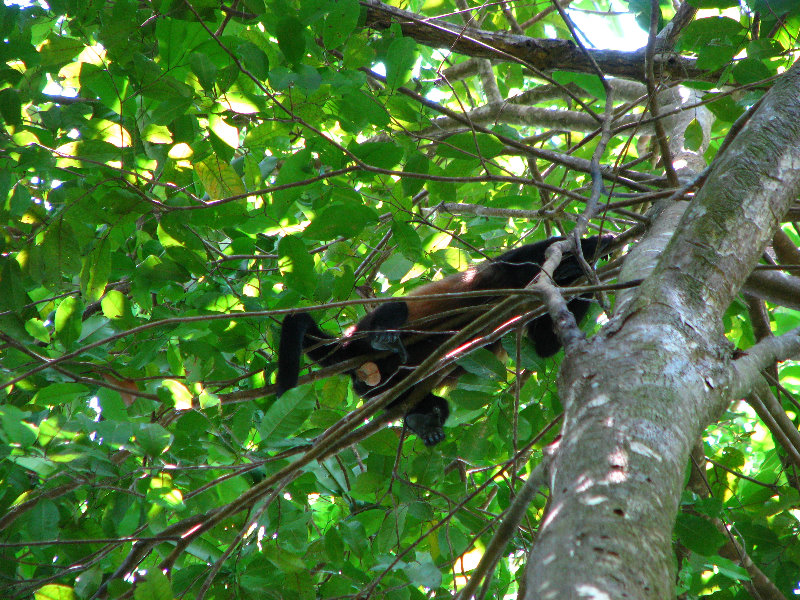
747,382,800,470
730,327,800,399
742,270,800,310
361,0,706,81
636,59,800,329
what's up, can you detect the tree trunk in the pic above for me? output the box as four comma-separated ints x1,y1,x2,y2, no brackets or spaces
523,59,800,598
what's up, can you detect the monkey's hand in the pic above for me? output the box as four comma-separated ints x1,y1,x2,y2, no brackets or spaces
369,331,409,363
403,394,450,446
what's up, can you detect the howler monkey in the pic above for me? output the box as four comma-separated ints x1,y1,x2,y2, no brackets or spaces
277,235,612,446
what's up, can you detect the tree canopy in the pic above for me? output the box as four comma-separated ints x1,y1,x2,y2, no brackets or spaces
2,0,800,599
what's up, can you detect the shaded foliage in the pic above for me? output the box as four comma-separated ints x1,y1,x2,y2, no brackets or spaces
1,0,799,598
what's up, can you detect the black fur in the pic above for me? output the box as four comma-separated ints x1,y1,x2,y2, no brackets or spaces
277,235,611,446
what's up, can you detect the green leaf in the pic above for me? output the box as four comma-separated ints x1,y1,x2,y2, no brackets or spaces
747,0,800,15
390,219,422,259
38,34,84,67
401,152,429,197
272,148,314,214
80,237,111,303
718,446,745,470
101,289,132,321
238,41,270,79
350,141,404,169
259,386,315,442
674,514,726,556
678,17,745,51
343,32,374,69
277,17,306,64
33,584,76,600
30,220,81,289
331,263,355,299
141,123,172,143
96,387,129,421
384,36,417,90
135,255,191,291
155,18,207,69
697,43,738,71
9,183,31,217
403,553,442,589
261,544,309,573
135,423,173,457
684,120,703,152
303,202,379,241
335,89,390,133
157,218,208,275
437,132,505,160
146,479,186,510
133,568,172,600
749,41,786,65
732,57,773,85
687,0,738,7
189,52,217,90
552,71,606,99
158,380,194,409
0,258,28,313
73,568,102,599
79,62,131,115
25,318,50,343
195,155,247,201
209,112,239,149
278,235,315,297
458,348,506,379
322,0,360,49
0,406,37,447
709,555,750,579
0,87,22,125
705,93,744,123
27,499,59,542
33,383,89,406
149,95,193,124
54,296,83,348
0,257,35,339
291,64,322,92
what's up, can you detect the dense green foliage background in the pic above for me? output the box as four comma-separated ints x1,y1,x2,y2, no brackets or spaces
1,0,800,598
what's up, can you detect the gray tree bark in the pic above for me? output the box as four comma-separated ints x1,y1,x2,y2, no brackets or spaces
523,60,800,599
